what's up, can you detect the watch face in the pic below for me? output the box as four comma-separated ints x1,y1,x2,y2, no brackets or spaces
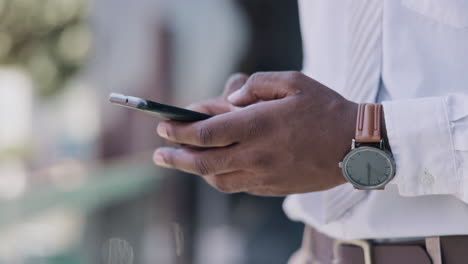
342,147,395,189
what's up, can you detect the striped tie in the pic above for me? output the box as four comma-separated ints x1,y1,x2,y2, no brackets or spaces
322,1,384,222
342,0,383,103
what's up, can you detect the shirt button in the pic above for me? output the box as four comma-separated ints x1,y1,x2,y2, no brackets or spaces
420,169,435,186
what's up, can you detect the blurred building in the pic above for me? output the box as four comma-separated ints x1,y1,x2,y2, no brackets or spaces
0,0,304,263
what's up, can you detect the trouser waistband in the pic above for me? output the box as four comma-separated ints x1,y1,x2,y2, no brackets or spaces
288,225,468,264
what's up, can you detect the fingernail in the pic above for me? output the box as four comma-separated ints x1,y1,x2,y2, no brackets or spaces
227,86,244,103
153,151,171,168
157,123,169,138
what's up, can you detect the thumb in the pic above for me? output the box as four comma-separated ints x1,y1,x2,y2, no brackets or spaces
227,72,300,106
186,100,231,115
222,73,249,99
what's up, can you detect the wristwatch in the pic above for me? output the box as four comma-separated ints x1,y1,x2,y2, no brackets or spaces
339,104,396,190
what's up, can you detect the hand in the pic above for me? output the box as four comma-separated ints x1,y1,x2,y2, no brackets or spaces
154,71,357,196
184,73,248,115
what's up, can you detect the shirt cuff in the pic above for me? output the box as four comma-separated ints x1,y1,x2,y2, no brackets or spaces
382,97,459,196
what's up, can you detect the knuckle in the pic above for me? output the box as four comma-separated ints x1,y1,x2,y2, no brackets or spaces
286,71,304,86
163,151,174,166
164,124,177,141
196,124,214,145
225,73,248,93
229,72,248,82
194,157,212,175
213,177,232,193
248,72,267,86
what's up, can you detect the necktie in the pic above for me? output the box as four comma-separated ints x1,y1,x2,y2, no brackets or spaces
342,0,383,103
323,0,383,222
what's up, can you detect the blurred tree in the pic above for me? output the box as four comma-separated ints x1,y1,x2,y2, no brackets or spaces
0,0,91,96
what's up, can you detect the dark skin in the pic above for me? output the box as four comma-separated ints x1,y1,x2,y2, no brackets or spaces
153,71,384,196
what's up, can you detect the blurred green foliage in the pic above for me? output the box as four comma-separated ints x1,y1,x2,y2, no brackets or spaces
0,0,91,96
27,253,81,264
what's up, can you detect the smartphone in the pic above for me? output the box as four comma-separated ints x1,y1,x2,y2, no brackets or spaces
109,93,212,122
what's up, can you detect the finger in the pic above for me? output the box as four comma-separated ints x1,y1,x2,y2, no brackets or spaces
245,187,286,197
222,73,249,99
203,170,259,193
157,109,267,147
186,99,231,115
153,147,243,176
183,73,248,116
228,71,305,106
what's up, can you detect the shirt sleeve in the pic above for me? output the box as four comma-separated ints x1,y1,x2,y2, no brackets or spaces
382,94,468,202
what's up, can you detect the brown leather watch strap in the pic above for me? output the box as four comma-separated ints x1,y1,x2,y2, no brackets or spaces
355,103,382,143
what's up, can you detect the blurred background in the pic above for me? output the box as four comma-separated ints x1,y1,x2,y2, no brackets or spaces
0,0,304,263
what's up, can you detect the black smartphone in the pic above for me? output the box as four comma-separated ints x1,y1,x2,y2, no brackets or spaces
109,93,212,122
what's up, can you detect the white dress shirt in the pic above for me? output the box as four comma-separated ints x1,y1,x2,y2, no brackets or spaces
283,0,468,240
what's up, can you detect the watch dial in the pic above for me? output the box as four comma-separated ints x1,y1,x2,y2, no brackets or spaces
344,148,393,187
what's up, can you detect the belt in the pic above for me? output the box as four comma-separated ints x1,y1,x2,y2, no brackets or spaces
288,225,468,264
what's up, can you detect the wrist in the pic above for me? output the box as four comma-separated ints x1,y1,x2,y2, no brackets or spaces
338,103,396,190
333,101,359,186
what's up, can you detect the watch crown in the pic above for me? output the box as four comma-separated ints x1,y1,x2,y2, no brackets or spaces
338,162,343,168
